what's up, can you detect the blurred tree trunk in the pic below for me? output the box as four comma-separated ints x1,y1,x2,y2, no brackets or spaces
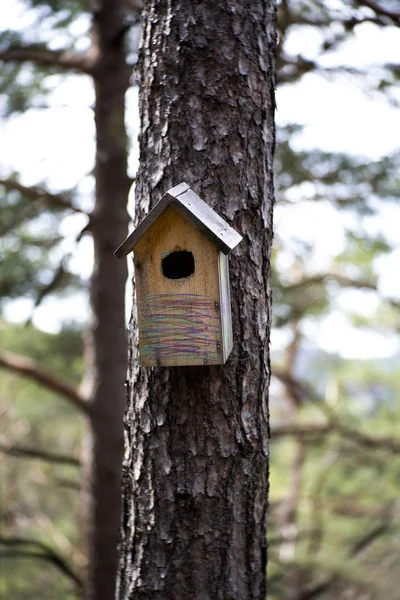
83,2,131,598
118,2,276,599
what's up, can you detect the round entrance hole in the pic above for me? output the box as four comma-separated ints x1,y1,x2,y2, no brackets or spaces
162,250,195,279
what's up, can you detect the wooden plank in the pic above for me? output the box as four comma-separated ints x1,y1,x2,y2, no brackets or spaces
166,181,191,198
134,206,224,366
218,252,233,362
114,183,190,258
173,188,243,254
114,183,242,258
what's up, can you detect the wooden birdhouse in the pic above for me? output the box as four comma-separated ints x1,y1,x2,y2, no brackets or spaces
115,182,242,367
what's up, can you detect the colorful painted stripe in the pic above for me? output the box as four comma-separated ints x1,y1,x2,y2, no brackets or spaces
140,293,220,360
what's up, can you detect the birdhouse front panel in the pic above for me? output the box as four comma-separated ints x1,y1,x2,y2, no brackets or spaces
133,206,224,366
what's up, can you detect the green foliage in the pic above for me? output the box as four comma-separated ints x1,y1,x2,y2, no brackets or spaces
269,349,400,599
0,1,90,118
1,320,84,380
26,0,88,18
0,180,85,308
277,127,400,211
0,227,82,306
269,2,400,597
0,321,84,598
334,232,391,282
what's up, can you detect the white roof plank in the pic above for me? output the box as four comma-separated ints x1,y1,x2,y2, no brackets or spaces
115,182,242,258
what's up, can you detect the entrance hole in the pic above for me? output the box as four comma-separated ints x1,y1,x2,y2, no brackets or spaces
162,250,195,279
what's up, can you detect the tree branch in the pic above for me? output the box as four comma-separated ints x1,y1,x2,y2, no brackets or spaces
282,272,377,292
271,422,334,438
269,528,319,547
0,537,82,589
272,370,400,453
277,54,317,84
54,477,81,491
310,496,399,520
0,46,94,73
0,178,86,215
0,349,90,416
273,367,334,418
351,522,390,556
355,0,400,24
0,442,80,467
298,521,392,600
341,425,400,454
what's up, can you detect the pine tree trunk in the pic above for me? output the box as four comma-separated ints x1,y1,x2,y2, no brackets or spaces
118,2,276,599
84,2,131,598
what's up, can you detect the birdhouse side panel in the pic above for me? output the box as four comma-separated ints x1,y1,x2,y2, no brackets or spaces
218,252,233,362
133,207,224,366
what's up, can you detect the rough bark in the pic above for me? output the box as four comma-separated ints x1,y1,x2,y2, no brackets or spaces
83,2,131,598
118,1,276,599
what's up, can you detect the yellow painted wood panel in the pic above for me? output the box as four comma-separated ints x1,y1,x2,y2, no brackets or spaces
133,206,223,366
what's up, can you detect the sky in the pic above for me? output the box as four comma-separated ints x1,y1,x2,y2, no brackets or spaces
1,2,400,360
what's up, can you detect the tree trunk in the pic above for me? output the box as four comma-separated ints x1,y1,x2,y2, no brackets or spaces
118,1,276,599
84,2,131,598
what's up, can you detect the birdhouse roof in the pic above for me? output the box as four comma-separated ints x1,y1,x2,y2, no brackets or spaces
114,182,243,258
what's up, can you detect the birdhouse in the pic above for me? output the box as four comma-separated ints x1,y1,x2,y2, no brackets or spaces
115,182,242,367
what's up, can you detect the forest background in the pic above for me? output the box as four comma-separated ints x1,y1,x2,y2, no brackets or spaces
1,1,400,599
